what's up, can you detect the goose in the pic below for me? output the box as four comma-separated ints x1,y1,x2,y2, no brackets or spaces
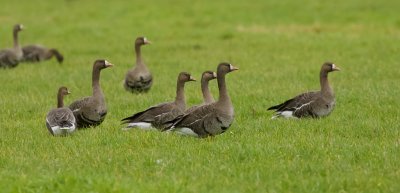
123,37,152,93
69,60,113,128
121,72,196,130
46,87,76,136
267,62,340,119
165,62,239,138
185,70,217,113
0,24,24,68
22,45,64,63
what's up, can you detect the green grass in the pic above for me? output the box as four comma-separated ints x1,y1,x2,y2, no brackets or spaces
1,0,400,192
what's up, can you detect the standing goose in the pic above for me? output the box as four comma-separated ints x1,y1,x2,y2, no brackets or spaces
46,87,76,136
0,24,24,68
69,60,113,128
121,72,196,130
124,37,152,93
22,45,64,63
166,62,239,138
267,62,340,119
185,70,217,113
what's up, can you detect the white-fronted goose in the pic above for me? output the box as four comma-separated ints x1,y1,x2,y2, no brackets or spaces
185,71,217,113
69,60,113,128
267,62,340,118
46,87,76,136
166,62,239,138
0,24,24,68
22,45,64,63
123,37,153,93
121,72,196,130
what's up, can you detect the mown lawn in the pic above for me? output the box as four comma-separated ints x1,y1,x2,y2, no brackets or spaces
1,0,399,192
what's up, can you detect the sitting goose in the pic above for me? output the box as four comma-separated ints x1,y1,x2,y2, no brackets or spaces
123,37,153,93
0,24,24,68
267,62,340,119
185,70,217,113
121,72,196,130
165,62,239,138
69,60,113,128
22,45,64,64
46,87,76,136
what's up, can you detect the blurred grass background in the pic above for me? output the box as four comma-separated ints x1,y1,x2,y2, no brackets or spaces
0,0,399,192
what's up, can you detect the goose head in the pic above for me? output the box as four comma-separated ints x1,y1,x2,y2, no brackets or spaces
178,72,196,83
202,71,217,82
322,62,340,73
14,24,24,32
58,86,71,96
217,62,239,75
94,59,114,70
135,37,151,46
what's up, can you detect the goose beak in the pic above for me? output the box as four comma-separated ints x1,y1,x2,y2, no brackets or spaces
332,64,340,71
189,76,196,81
230,65,239,71
105,60,114,67
67,90,71,94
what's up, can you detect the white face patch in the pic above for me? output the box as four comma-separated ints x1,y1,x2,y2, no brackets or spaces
332,64,336,69
104,60,113,67
143,37,147,42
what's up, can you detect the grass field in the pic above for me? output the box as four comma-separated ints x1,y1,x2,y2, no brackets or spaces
1,0,400,192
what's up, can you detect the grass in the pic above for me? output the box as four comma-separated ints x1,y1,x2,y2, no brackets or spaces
1,0,400,192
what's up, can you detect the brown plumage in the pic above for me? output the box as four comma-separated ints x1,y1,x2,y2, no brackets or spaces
121,72,196,130
46,87,76,136
22,45,64,63
124,37,153,93
69,60,113,128
267,62,340,118
185,71,217,113
166,62,239,138
0,24,24,68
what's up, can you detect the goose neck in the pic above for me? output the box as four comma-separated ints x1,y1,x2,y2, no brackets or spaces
57,93,64,108
135,44,143,66
320,70,332,94
175,80,186,109
201,79,213,103
92,66,103,96
217,72,230,103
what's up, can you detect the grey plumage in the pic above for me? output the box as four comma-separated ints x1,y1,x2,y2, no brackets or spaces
69,60,113,128
124,37,153,93
267,62,340,118
22,45,64,63
46,87,76,136
166,62,239,138
0,24,24,68
185,71,217,113
121,72,196,130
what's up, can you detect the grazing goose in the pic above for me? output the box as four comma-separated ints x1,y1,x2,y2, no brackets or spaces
267,62,340,119
121,72,196,130
166,62,239,138
0,24,24,68
69,60,113,128
123,37,152,93
185,71,217,113
46,87,76,136
22,45,64,63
